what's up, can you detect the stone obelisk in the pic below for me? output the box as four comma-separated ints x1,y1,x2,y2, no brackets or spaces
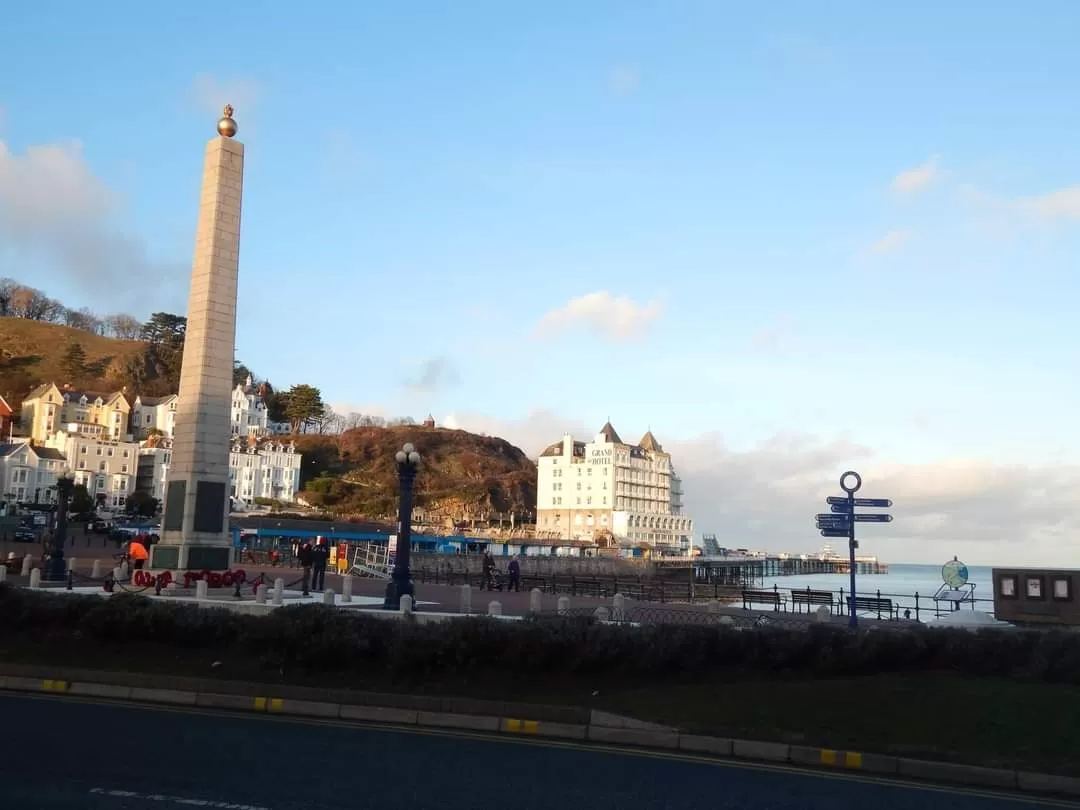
151,105,244,572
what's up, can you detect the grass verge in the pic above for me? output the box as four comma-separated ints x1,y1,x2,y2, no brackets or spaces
2,638,1076,777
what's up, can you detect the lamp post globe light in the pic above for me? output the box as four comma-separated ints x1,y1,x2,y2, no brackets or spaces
383,443,420,609
44,468,75,582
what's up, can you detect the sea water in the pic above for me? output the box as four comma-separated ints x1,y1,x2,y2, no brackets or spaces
760,563,995,620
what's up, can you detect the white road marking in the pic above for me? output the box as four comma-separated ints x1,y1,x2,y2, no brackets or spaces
89,787,272,809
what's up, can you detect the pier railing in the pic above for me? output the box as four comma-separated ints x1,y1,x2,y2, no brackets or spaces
416,567,994,621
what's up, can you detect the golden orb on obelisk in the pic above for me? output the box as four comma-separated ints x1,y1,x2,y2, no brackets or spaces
217,104,238,138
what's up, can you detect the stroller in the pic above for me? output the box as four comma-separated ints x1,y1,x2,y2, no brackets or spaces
483,567,505,592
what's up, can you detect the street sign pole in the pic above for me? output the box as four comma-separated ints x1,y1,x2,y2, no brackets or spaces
839,471,862,630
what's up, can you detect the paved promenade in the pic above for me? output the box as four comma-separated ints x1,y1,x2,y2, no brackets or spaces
0,693,1065,809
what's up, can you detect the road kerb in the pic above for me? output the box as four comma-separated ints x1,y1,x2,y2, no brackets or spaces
417,711,500,732
128,687,197,706
1016,771,1080,798
678,734,733,757
502,718,587,740
894,758,1018,791
276,699,340,719
732,739,790,762
69,682,132,700
587,725,680,749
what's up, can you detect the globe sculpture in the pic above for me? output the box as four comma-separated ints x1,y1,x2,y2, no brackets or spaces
942,558,969,589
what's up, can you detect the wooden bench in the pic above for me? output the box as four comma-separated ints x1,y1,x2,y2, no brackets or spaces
742,589,784,611
852,596,896,619
790,589,835,612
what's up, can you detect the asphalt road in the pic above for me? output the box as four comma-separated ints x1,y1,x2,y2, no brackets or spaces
0,694,1070,810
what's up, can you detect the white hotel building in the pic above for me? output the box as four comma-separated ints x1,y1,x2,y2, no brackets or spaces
535,422,693,553
135,378,302,505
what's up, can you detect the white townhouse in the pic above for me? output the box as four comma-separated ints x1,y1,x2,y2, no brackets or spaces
0,440,68,506
535,422,693,553
44,429,139,510
130,394,178,440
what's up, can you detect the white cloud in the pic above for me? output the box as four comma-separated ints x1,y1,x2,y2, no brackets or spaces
441,408,1080,566
190,73,261,118
868,229,909,254
610,66,641,97
1019,185,1080,222
891,155,940,195
534,291,663,342
0,134,184,311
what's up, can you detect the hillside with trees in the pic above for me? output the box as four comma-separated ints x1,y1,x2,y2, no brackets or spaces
294,426,538,524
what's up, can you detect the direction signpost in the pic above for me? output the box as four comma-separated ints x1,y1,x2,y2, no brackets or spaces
812,470,893,629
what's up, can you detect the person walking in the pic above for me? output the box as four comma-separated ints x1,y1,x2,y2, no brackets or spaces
311,537,329,592
507,555,521,592
481,550,495,591
297,540,314,596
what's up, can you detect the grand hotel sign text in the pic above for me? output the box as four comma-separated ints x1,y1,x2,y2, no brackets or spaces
590,448,612,465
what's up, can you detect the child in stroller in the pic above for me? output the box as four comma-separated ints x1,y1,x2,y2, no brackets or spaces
484,567,506,591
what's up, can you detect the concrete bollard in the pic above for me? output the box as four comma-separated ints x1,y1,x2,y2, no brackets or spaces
119,561,129,580
594,606,610,622
322,589,335,605
195,580,208,601
255,583,267,605
460,584,473,614
68,558,77,575
488,600,502,616
272,578,285,606
719,615,735,626
557,596,570,615
399,594,414,614
29,568,41,589
91,560,102,579
341,575,353,603
21,555,32,576
708,600,722,615
112,566,122,582
612,593,627,622
528,588,543,614
0,566,5,583
815,605,832,623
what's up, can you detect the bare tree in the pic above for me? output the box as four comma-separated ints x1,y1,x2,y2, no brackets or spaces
341,412,366,431
316,407,346,435
104,313,142,340
358,414,386,428
0,278,16,316
63,306,103,334
9,285,62,321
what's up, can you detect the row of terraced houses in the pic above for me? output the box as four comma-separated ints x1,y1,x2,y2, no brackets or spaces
0,376,301,511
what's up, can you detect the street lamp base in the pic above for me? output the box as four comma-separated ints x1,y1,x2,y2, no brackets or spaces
42,556,68,583
383,577,415,610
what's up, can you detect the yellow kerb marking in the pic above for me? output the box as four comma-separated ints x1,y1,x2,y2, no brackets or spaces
268,698,283,712
522,720,538,734
42,680,69,693
845,752,863,769
820,749,837,766
506,719,522,732
254,697,267,711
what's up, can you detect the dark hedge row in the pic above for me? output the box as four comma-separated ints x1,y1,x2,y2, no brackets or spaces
2,585,1079,682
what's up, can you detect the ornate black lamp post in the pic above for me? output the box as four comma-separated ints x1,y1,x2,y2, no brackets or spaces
383,443,420,609
44,468,75,582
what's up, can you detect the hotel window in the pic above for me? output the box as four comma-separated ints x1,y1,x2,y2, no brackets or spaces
1025,576,1045,600
1053,577,1072,602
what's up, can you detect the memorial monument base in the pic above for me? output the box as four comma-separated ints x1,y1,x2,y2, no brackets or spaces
150,544,232,571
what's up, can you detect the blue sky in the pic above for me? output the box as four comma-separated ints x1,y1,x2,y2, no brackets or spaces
3,1,1080,561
